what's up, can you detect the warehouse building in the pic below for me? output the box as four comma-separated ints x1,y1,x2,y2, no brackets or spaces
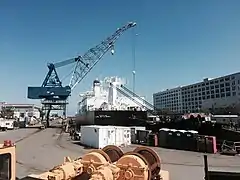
2,103,41,119
153,72,240,113
0,102,6,111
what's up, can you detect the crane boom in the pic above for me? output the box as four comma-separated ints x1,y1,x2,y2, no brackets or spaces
69,22,137,90
28,22,136,127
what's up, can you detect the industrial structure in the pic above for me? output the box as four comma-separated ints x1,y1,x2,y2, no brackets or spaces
75,76,155,126
0,103,40,119
153,72,240,113
0,140,170,180
77,77,146,113
27,22,137,127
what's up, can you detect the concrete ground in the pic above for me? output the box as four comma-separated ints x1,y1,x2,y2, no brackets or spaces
0,128,240,180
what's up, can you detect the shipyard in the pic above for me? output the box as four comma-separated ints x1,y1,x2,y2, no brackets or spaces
1,1,240,180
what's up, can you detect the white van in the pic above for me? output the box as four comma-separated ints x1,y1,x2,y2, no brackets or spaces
0,121,7,131
4,120,15,130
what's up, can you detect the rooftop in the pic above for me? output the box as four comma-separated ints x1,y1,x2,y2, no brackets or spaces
154,71,240,94
3,104,41,110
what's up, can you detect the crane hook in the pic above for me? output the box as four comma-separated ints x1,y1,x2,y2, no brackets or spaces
111,45,115,55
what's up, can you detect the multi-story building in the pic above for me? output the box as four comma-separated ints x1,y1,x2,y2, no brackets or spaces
153,87,182,112
153,72,240,113
2,104,41,119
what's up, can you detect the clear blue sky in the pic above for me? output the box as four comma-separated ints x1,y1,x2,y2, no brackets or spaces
1,0,240,115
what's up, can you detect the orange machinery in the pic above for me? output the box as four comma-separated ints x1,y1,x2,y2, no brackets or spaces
0,140,169,180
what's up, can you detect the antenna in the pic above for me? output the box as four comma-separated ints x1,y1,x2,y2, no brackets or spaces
132,30,138,98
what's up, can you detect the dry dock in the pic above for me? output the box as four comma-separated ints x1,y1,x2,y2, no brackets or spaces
0,128,240,180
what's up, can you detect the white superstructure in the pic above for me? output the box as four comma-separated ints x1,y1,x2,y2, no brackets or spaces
153,72,240,113
77,76,146,114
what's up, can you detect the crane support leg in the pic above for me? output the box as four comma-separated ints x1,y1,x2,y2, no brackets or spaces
41,100,68,128
46,109,51,128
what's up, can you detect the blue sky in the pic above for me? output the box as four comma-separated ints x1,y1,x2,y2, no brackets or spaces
1,0,240,115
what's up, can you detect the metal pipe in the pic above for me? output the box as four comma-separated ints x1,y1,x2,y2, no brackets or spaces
204,155,209,180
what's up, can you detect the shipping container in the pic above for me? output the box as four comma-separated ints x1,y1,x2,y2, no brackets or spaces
81,125,131,148
113,126,131,146
81,125,116,148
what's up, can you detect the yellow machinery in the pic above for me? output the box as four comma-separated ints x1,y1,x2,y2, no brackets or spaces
0,141,169,180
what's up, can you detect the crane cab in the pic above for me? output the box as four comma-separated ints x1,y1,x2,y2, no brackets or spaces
0,140,16,180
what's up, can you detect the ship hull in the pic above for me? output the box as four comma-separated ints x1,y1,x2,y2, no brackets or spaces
75,110,148,126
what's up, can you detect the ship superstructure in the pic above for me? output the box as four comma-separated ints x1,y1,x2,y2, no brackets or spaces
75,77,148,126
77,77,146,114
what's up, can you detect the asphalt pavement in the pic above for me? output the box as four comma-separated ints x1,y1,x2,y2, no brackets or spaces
1,128,240,180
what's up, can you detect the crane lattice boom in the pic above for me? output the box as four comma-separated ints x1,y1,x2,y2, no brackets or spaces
69,22,136,90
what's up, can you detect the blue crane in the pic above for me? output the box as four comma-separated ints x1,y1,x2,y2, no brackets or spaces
27,22,137,127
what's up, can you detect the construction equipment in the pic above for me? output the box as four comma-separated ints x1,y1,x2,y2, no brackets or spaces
0,141,170,180
27,22,137,127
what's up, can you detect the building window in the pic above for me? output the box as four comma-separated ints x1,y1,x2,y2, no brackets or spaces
226,92,231,97
232,86,236,91
233,92,236,96
221,93,225,97
225,82,230,86
225,77,230,81
211,95,215,98
220,84,224,88
232,81,235,85
216,94,220,98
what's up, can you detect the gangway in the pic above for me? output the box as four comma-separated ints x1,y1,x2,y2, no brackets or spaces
110,83,158,119
120,84,156,110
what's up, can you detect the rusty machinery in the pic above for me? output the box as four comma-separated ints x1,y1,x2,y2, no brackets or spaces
0,141,169,180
